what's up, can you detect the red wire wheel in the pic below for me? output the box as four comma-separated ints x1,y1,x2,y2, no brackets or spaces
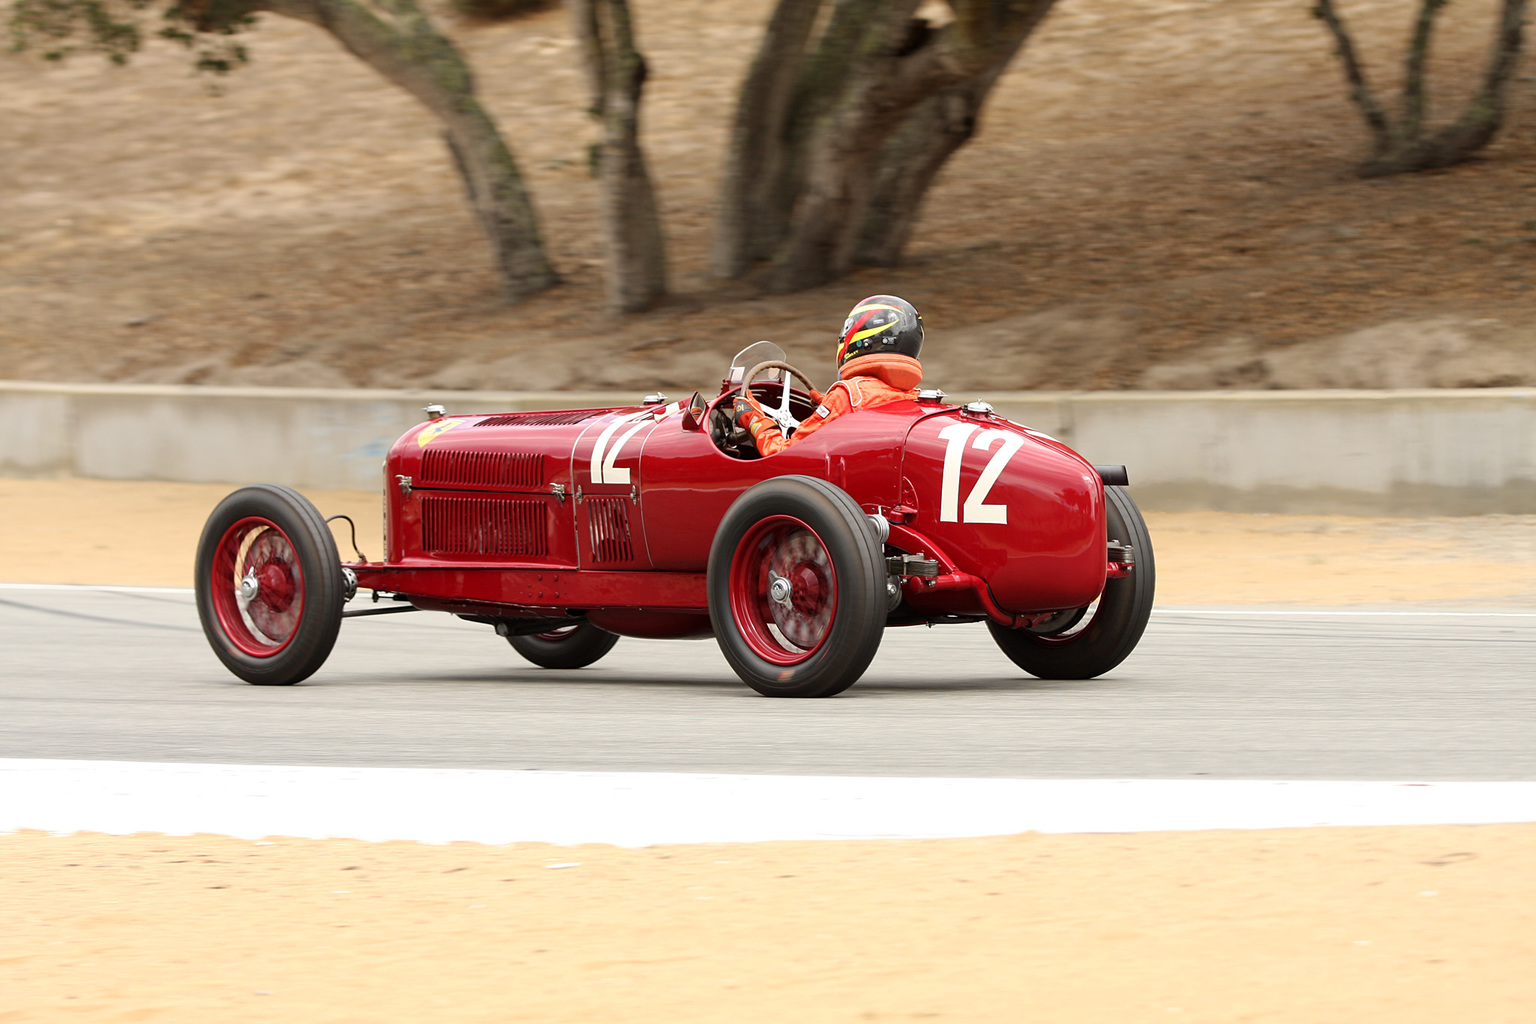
195,485,345,685
708,476,886,698
207,517,304,656
987,485,1156,679
727,516,837,664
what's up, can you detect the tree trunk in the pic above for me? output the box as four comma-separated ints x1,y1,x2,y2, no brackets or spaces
1314,0,1528,178
854,83,985,266
714,0,921,286
260,0,557,302
715,0,1057,294
570,0,666,313
773,0,1057,291
857,0,1054,265
710,0,823,279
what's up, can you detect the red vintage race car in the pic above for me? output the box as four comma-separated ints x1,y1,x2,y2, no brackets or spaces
194,342,1155,697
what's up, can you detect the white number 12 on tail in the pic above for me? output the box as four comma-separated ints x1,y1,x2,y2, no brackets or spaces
938,423,1024,524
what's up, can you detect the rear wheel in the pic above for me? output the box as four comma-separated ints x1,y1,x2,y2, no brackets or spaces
708,476,885,697
506,624,619,669
195,485,344,685
987,485,1155,679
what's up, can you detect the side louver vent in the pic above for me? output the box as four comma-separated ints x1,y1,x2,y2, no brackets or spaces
421,495,548,556
587,497,634,564
476,410,606,427
419,449,543,490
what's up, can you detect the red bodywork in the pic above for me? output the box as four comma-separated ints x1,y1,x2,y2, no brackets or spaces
348,390,1109,638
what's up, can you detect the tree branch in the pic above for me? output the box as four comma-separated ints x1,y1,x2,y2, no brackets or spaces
265,0,555,299
1312,0,1393,148
1358,0,1528,175
1402,0,1446,139
1477,0,1528,109
567,0,605,116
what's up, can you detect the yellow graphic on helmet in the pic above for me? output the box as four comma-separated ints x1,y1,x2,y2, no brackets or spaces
837,303,904,362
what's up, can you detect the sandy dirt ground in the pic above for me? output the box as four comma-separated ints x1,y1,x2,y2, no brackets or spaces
3,478,1534,1022
2,0,1534,392
2,825,1533,1023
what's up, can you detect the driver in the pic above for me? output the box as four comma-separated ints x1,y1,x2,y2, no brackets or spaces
734,294,925,457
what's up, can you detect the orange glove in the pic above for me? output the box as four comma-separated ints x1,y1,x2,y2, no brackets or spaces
733,395,783,449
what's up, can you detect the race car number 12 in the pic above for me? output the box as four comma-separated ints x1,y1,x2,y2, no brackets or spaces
937,422,1023,524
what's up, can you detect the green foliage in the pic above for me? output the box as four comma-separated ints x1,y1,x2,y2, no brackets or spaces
162,0,257,74
8,0,256,74
9,0,153,63
450,0,557,23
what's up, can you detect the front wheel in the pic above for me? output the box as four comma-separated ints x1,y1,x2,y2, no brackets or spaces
195,484,345,685
987,485,1156,679
506,623,619,669
708,476,886,697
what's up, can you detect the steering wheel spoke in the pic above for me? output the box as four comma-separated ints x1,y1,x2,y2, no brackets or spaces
768,384,798,431
738,360,819,437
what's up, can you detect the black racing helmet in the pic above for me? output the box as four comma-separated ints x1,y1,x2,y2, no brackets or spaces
836,295,924,370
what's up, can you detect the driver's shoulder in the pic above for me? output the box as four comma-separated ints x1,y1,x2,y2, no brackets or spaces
838,376,917,407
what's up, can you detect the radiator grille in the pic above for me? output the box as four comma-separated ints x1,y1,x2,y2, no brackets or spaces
476,410,606,427
587,497,634,564
419,448,544,490
421,495,548,556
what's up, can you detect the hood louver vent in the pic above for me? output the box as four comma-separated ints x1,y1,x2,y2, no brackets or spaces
420,495,548,557
587,497,634,564
419,449,544,490
476,410,607,427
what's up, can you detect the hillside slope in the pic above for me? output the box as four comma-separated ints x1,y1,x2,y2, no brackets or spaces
2,0,1532,392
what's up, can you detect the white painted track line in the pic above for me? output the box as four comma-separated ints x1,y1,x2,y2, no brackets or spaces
2,760,1533,846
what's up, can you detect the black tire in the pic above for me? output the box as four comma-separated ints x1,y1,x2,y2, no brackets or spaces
987,485,1156,679
195,484,345,686
708,476,886,697
506,624,620,669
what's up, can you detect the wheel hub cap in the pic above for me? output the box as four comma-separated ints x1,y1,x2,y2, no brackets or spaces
255,561,296,613
766,530,832,650
212,519,305,654
768,571,793,607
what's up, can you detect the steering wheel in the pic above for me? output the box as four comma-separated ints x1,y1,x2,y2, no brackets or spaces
736,360,820,435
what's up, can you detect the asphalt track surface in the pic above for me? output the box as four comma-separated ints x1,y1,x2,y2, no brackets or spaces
2,584,1532,782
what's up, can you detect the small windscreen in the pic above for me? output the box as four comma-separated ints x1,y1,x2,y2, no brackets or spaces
727,340,786,384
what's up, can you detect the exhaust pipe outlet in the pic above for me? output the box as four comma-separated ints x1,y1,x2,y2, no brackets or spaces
1095,465,1129,486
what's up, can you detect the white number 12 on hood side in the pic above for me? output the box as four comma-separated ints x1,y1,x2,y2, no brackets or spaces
938,422,1024,524
590,411,652,486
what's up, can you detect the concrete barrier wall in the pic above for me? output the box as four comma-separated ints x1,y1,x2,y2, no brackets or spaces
3,380,1533,514
0,381,624,492
979,389,1536,514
